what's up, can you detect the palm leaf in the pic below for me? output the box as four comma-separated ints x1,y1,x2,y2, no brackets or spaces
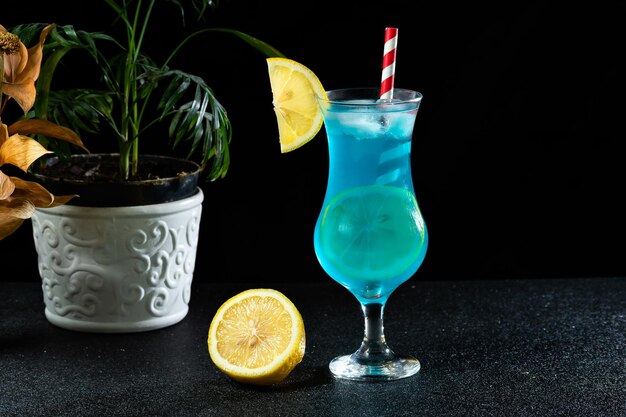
151,69,231,180
47,90,114,135
207,28,286,58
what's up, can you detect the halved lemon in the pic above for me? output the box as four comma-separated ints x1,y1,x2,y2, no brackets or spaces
267,57,328,152
208,288,306,385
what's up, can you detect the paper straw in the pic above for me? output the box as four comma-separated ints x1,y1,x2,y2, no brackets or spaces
380,27,398,100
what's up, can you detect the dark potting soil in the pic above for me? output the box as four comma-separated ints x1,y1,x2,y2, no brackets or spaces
34,154,198,183
29,154,201,207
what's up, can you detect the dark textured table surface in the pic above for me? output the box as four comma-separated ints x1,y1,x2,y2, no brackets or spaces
1,277,625,417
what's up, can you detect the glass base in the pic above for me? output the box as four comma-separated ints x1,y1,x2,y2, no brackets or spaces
329,353,420,381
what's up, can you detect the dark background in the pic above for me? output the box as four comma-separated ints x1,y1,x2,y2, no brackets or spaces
2,0,625,283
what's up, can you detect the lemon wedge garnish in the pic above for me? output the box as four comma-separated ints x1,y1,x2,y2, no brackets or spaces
267,57,328,152
208,288,306,385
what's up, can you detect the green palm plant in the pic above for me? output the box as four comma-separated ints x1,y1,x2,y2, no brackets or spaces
14,0,284,181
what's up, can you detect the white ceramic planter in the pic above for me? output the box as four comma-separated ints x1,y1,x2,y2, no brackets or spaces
31,188,203,333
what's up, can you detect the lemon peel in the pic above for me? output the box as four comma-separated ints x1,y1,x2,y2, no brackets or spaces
208,288,305,385
267,58,327,152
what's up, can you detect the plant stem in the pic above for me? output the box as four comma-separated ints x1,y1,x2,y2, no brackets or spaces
118,0,142,178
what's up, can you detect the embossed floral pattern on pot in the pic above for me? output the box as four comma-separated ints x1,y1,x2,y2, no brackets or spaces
31,188,204,333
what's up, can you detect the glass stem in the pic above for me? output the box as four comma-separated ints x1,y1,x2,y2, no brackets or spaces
354,303,395,365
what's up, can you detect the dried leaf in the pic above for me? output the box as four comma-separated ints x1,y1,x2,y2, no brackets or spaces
0,123,7,147
10,178,74,207
0,194,34,238
0,215,26,240
49,193,77,207
0,134,52,171
1,77,36,113
8,119,87,152
9,177,55,207
0,195,36,218
14,23,53,84
0,170,16,200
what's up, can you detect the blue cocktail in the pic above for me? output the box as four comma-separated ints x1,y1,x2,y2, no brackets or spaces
314,87,427,380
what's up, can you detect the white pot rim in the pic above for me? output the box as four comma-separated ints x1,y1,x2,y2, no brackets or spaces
36,187,204,218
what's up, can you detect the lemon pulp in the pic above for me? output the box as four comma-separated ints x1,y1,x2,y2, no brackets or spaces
267,58,327,152
208,288,305,385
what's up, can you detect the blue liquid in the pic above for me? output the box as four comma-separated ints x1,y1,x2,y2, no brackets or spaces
314,100,428,303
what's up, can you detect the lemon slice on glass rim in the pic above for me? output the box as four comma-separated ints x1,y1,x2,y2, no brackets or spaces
267,57,328,152
208,288,306,386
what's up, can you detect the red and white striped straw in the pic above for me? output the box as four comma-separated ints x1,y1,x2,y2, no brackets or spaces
380,27,398,100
